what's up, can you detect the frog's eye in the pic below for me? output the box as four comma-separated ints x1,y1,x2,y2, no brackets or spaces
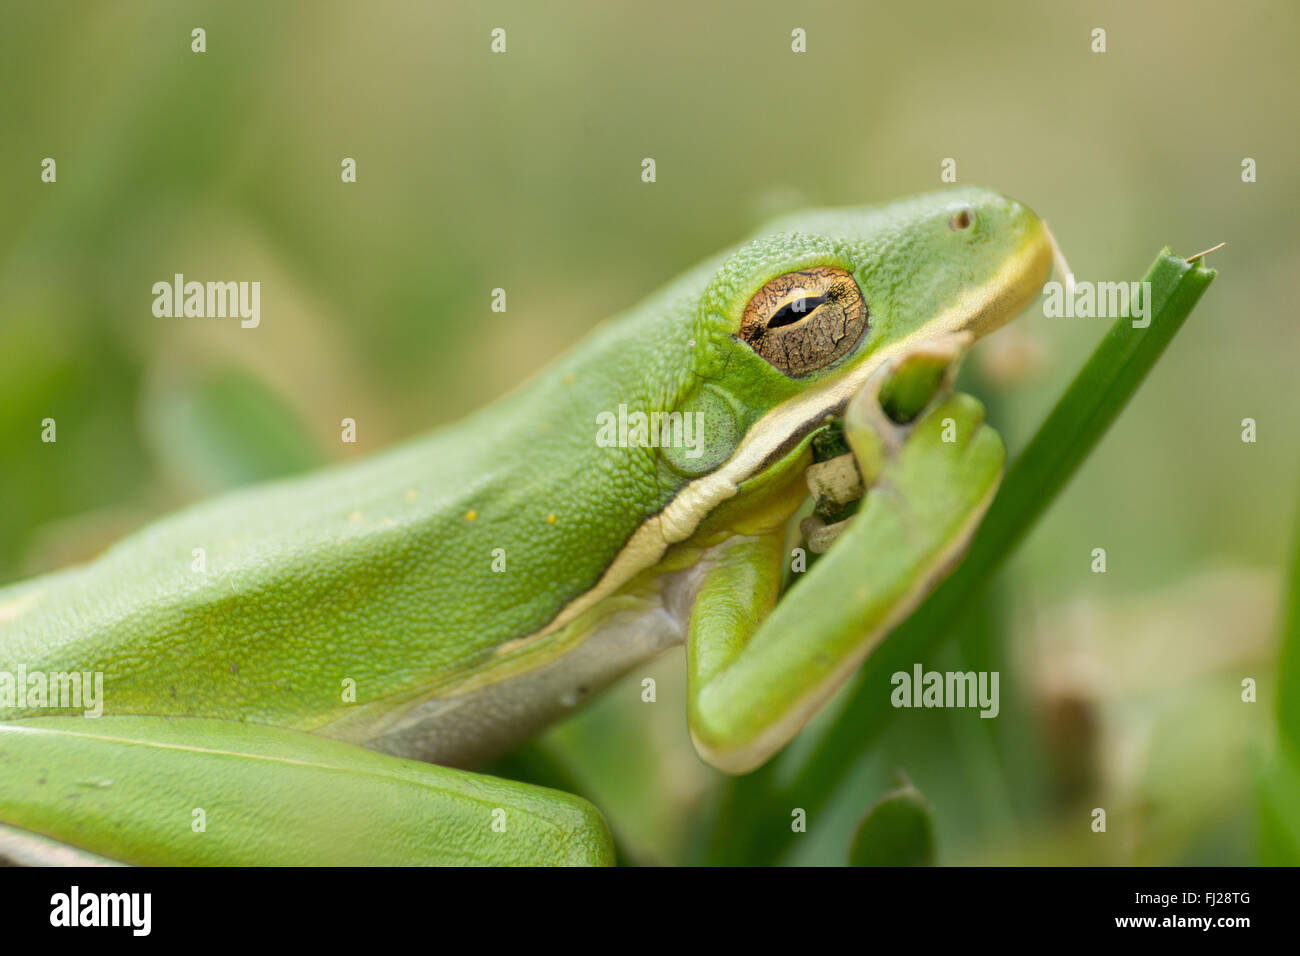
737,266,868,377
949,207,975,231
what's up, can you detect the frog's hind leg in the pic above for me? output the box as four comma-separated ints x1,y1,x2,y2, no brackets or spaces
0,716,614,865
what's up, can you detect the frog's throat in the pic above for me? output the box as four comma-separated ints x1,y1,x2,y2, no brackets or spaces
495,228,1052,657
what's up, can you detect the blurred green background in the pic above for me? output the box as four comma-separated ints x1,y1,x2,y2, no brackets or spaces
2,1,1297,864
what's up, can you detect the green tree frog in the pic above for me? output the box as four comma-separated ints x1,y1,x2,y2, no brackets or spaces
0,187,1053,865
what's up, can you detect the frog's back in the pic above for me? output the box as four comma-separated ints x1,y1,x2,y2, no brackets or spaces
0,275,717,731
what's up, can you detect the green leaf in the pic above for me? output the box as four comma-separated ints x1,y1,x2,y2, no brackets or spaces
848,783,936,866
1276,475,1300,764
1257,474,1300,865
142,365,326,495
1256,750,1300,866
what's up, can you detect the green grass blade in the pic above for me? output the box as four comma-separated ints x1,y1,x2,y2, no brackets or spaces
1257,474,1300,865
1276,474,1300,763
848,782,937,867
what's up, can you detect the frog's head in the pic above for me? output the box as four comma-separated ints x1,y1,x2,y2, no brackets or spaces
755,185,1050,347
655,187,1051,534
707,184,1050,386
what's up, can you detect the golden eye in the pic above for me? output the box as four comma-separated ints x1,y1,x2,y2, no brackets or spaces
949,208,974,231
737,267,867,377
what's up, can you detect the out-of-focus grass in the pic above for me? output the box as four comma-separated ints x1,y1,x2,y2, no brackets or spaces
849,781,938,867
1258,477,1300,864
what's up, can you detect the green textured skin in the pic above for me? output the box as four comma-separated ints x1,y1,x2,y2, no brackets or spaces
0,717,613,865
0,186,1051,863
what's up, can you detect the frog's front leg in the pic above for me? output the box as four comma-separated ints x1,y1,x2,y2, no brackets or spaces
0,716,614,865
686,336,1005,773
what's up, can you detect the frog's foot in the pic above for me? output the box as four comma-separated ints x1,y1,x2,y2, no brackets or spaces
686,377,1005,774
801,331,974,553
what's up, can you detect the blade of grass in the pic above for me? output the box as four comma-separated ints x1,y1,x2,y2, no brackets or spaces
704,248,1217,865
1276,474,1300,764
848,780,937,867
1257,473,1300,864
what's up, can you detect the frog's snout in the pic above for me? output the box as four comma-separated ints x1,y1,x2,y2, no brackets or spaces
964,199,1056,339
